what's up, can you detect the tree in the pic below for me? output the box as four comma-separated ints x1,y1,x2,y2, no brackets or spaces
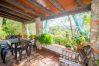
1,17,22,35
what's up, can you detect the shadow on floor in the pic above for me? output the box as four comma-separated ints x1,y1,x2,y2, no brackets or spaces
0,48,60,66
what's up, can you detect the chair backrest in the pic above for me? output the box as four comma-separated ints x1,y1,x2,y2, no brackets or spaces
61,46,95,66
62,49,79,63
78,45,94,65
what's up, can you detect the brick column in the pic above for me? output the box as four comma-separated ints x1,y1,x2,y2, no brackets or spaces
35,17,43,49
91,0,99,60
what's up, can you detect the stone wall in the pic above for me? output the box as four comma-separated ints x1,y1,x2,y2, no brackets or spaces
91,0,99,60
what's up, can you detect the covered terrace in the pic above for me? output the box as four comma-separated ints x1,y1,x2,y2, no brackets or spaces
0,0,99,66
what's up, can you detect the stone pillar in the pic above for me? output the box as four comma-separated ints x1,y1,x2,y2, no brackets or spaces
22,22,26,34
35,17,43,35
91,0,99,60
35,17,43,49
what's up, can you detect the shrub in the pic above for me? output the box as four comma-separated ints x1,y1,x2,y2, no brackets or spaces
38,33,53,45
0,31,7,39
96,60,99,66
72,35,85,45
54,37,68,45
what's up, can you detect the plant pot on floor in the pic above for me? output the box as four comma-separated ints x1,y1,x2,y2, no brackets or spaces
36,41,42,50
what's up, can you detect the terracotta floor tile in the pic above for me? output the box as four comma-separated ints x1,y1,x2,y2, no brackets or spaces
0,48,59,66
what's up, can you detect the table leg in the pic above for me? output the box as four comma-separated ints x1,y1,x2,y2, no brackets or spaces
15,43,17,60
11,44,14,55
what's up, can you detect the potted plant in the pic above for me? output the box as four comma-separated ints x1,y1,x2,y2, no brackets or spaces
37,33,53,49
29,34,36,39
23,34,29,38
72,35,85,50
65,43,72,50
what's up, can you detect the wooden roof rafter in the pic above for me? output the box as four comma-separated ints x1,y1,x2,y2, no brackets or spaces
49,0,64,11
0,0,35,19
57,0,77,10
0,11,27,22
44,0,59,13
3,0,44,17
18,0,48,16
27,0,53,15
0,6,33,21
0,14,26,22
0,10,29,21
42,4,91,20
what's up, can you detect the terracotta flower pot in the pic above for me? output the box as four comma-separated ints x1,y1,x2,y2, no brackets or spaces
66,47,71,50
36,41,42,50
77,45,82,50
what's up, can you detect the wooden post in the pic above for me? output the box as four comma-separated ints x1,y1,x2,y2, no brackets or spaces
91,0,99,63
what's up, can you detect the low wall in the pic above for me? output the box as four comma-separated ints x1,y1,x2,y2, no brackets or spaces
43,44,65,54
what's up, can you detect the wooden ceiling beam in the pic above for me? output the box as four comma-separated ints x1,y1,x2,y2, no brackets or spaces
49,0,64,11
27,0,53,15
3,0,43,17
0,1,35,19
57,0,77,10
42,5,91,20
44,0,59,13
0,6,33,21
0,10,29,21
0,12,26,22
18,0,48,16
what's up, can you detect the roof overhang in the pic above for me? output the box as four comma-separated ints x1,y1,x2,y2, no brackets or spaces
0,0,91,23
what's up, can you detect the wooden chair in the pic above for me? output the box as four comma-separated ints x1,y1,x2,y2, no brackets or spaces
59,49,81,66
59,45,96,66
18,40,32,61
30,38,37,51
77,45,96,66
10,39,32,61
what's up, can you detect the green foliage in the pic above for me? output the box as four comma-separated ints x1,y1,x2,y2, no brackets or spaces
2,19,22,35
65,38,76,51
96,60,99,66
54,37,67,45
65,38,72,47
0,30,7,39
84,15,91,25
0,17,22,39
53,36,76,51
2,18,7,26
0,25,7,39
38,33,53,45
85,36,90,42
72,35,85,45
29,34,36,39
22,34,29,38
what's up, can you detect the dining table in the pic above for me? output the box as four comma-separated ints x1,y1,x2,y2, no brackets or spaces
0,38,34,63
